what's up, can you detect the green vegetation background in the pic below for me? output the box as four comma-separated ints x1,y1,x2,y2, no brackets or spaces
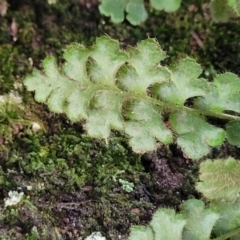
1,0,240,239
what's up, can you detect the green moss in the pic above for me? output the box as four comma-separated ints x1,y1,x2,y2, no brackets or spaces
0,45,16,93
1,121,147,238
5,126,142,190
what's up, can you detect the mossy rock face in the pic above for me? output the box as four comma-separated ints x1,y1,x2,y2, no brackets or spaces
1,119,198,239
1,0,240,239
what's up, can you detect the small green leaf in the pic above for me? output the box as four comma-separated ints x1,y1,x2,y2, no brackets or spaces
125,100,172,153
85,92,125,139
181,199,220,240
61,43,93,120
226,121,240,147
24,68,52,103
99,0,148,25
196,158,240,201
63,43,91,86
128,226,154,240
154,58,208,105
150,0,181,12
25,56,76,113
99,0,129,23
65,85,99,121
24,44,97,121
126,0,148,25
118,39,169,94
210,0,234,22
212,200,240,239
170,111,225,159
150,209,186,240
194,73,240,113
89,36,128,86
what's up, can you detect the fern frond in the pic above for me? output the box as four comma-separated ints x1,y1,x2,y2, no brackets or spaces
24,36,240,159
128,199,231,240
128,197,240,239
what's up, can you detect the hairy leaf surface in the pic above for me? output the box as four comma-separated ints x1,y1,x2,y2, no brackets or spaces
196,158,240,201
128,226,154,240
154,58,208,105
89,36,128,86
181,199,220,240
85,92,125,139
170,111,225,159
150,209,186,240
226,121,240,147
212,200,240,239
194,73,240,113
128,208,186,240
125,100,172,153
128,198,240,240
118,39,169,94
24,36,240,159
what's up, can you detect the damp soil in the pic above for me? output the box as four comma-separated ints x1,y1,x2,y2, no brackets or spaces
1,0,240,239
